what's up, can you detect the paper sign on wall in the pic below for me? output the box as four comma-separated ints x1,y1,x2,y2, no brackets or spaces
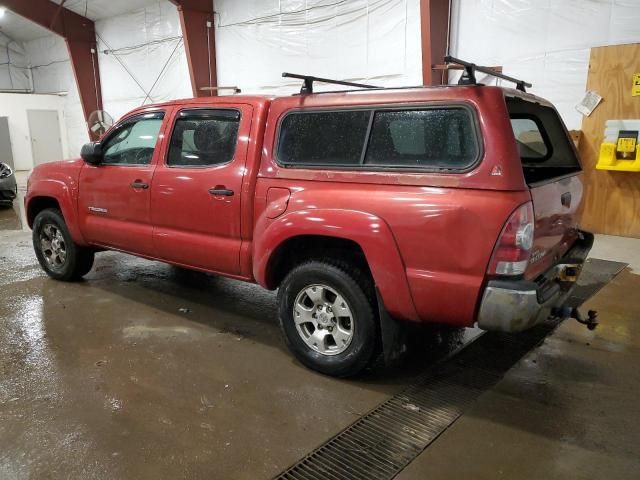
633,74,640,97
576,91,603,116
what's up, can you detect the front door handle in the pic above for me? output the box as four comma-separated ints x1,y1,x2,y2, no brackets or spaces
130,181,149,189
209,187,234,197
561,192,572,208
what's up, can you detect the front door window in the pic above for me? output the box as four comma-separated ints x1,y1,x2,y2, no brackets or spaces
102,112,164,165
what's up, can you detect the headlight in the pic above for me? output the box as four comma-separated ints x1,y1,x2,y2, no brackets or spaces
0,162,12,179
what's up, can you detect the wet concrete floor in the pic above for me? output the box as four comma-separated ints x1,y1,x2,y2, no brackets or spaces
398,268,640,480
0,229,475,479
0,205,20,231
1,227,639,479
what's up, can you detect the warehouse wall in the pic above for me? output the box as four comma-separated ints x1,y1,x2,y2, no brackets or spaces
450,0,640,130
23,0,421,158
22,0,640,160
0,93,68,171
25,1,191,159
24,35,86,162
214,0,423,94
0,33,31,91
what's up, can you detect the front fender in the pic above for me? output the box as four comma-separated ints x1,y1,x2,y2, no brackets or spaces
26,175,87,246
253,208,419,322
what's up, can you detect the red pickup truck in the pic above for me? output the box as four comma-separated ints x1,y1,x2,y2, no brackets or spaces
25,76,592,376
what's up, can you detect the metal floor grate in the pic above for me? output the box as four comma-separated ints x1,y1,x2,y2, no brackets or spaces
275,326,556,480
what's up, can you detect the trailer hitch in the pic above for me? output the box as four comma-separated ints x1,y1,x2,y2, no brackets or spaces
572,308,599,331
552,306,599,330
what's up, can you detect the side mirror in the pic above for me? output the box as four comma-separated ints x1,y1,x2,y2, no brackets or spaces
81,142,103,165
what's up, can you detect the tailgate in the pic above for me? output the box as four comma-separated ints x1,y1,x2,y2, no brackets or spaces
506,95,583,279
528,176,582,278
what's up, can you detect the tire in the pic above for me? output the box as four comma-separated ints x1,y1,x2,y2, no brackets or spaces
32,208,95,281
277,259,379,377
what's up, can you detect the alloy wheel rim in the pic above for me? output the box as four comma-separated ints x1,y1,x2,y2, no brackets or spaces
40,224,67,269
293,284,354,356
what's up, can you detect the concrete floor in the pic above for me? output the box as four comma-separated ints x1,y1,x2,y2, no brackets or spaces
0,206,21,231
1,184,639,479
398,268,640,480
0,228,476,479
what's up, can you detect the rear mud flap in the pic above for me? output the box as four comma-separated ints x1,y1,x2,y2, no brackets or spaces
376,289,408,365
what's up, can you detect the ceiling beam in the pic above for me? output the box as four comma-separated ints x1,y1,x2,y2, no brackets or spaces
169,0,217,97
2,0,103,141
420,0,452,85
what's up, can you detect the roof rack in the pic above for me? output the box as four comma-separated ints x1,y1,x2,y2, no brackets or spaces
444,56,532,92
282,72,378,94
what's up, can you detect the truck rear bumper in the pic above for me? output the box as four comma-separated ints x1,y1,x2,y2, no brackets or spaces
477,231,594,332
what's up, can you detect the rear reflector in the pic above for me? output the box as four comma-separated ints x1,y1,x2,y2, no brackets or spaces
488,202,534,276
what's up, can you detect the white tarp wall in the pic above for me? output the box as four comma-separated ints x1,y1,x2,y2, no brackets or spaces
450,0,640,130
24,0,421,158
21,0,640,158
214,0,423,94
95,2,191,119
0,33,31,91
25,1,192,158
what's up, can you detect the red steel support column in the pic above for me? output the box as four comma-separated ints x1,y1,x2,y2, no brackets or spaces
67,38,103,136
170,0,217,97
2,0,103,140
420,0,451,86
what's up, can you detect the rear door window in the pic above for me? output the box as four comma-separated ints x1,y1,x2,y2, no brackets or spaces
167,109,240,167
507,97,581,184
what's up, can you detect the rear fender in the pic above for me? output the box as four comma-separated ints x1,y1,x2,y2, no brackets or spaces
253,209,419,321
26,177,86,246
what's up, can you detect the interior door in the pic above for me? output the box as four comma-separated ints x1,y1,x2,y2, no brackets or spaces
151,105,252,275
27,110,64,166
78,110,168,255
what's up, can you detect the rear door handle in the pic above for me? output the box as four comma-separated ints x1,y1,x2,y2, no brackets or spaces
130,181,149,189
561,192,572,207
209,188,234,197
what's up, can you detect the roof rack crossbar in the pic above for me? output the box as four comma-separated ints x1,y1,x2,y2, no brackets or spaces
444,56,532,92
282,72,378,94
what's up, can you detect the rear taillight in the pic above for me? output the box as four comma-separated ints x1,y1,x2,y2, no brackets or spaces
488,202,534,276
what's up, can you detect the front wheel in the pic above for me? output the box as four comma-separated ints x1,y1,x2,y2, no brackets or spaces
277,260,379,377
33,208,94,281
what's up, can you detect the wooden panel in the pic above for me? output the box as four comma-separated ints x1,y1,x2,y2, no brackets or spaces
579,43,640,238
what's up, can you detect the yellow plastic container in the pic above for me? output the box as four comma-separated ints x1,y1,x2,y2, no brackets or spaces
596,142,640,171
596,120,640,172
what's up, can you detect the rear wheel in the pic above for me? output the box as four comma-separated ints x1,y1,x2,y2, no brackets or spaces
278,260,379,377
33,208,94,281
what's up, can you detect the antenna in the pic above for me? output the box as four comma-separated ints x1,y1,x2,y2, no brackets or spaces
282,72,378,94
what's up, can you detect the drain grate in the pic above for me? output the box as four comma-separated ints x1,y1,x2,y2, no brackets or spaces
275,325,556,480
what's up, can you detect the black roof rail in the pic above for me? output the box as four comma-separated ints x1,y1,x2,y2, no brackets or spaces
282,72,378,94
444,56,532,92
